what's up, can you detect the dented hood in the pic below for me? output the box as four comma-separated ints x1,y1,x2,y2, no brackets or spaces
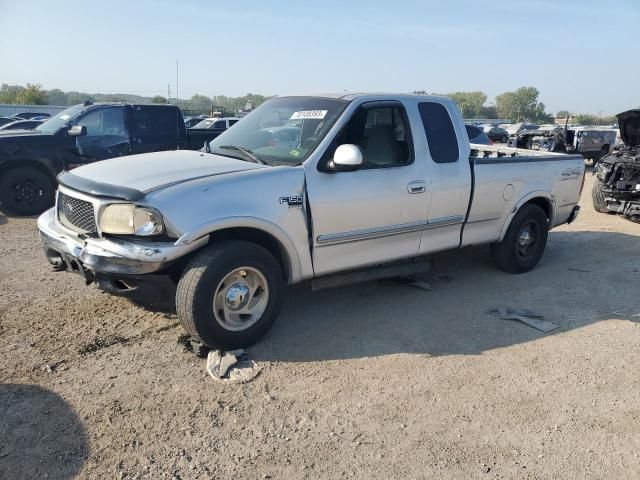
617,109,640,147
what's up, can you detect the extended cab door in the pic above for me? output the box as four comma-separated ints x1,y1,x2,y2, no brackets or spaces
305,100,431,275
416,101,472,254
129,105,186,154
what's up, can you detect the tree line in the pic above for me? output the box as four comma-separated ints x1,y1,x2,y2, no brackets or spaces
413,86,556,123
0,83,269,117
0,83,617,124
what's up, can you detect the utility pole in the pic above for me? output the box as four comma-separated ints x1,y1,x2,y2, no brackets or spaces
167,84,171,104
176,59,179,109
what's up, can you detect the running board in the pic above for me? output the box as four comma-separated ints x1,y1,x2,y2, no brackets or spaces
310,258,432,291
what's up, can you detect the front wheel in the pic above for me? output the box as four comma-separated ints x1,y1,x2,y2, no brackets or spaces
176,241,284,349
591,177,609,213
491,204,549,274
0,166,55,216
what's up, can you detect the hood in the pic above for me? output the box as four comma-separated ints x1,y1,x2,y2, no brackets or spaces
617,109,640,147
65,150,263,194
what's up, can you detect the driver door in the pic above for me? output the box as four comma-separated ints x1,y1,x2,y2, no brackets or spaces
305,101,430,275
73,106,131,164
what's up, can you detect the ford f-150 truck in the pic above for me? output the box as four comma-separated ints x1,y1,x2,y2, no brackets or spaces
0,102,221,216
38,93,585,349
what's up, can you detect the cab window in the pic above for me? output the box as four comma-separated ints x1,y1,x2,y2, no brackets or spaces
327,104,413,169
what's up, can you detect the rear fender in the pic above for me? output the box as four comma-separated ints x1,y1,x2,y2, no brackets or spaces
498,191,555,241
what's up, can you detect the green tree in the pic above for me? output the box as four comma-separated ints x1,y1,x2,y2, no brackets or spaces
495,87,553,123
0,84,22,104
151,95,167,104
46,88,68,105
556,110,570,118
445,91,487,118
14,83,48,105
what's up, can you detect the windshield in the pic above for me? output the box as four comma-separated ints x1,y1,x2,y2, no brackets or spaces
207,96,349,165
35,104,84,134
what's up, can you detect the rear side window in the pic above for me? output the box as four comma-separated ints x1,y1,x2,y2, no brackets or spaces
418,102,459,163
131,107,180,137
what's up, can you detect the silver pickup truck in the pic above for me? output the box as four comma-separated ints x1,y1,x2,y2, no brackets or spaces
38,93,585,349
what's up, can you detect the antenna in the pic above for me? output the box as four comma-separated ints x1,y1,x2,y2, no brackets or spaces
175,58,180,150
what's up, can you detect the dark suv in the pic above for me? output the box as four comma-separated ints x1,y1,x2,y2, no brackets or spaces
0,102,222,216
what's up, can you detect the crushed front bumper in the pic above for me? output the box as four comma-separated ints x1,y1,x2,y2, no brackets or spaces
38,207,207,275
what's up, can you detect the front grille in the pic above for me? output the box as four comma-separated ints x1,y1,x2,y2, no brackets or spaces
58,193,97,233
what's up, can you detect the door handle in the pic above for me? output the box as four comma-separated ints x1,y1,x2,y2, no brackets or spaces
408,180,426,194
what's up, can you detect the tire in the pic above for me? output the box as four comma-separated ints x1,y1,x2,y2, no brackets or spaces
591,177,609,213
0,166,55,216
176,241,284,349
490,204,549,274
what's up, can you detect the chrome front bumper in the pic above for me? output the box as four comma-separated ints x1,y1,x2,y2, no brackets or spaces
38,208,208,275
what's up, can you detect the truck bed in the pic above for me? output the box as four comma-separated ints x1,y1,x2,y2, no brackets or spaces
461,144,585,247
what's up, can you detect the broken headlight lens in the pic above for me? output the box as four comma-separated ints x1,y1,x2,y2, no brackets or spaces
99,204,164,236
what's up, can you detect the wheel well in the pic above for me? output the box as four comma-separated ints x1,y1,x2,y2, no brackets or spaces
207,227,290,281
0,159,56,182
524,197,552,224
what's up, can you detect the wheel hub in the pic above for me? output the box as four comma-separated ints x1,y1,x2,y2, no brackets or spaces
518,229,532,246
213,267,269,332
224,283,251,311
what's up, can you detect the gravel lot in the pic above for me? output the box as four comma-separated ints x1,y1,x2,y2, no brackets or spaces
2,172,640,479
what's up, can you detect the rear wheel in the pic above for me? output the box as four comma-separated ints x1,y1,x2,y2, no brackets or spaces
0,166,55,216
491,204,549,274
591,177,609,213
176,241,284,349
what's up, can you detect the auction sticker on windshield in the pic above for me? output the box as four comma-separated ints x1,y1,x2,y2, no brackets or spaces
290,110,327,120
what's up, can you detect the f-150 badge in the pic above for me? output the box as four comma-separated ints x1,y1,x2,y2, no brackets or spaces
280,196,303,207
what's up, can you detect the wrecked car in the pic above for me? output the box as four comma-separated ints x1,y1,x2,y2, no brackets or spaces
592,109,640,220
510,125,616,164
38,93,585,350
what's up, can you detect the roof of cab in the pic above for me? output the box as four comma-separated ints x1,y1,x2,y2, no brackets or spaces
281,92,452,102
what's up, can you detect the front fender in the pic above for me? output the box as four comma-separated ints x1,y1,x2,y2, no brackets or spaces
498,191,555,241
176,216,309,283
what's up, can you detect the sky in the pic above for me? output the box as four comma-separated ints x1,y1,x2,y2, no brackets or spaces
1,0,638,115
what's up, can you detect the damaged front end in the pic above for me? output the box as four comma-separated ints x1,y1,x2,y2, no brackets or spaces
592,109,640,219
594,147,640,219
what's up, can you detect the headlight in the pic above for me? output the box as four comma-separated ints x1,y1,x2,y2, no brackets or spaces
99,204,164,236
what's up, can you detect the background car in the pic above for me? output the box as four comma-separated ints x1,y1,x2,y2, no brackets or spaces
0,117,17,128
482,125,509,143
0,119,44,131
465,124,492,145
184,115,207,128
191,117,240,131
13,112,51,120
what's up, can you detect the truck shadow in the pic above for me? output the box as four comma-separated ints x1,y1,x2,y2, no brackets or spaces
0,384,88,479
252,229,640,362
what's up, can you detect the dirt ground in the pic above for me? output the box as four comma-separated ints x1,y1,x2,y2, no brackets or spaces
1,173,640,479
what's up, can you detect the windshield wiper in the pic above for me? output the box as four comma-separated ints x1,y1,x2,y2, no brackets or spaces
217,145,266,165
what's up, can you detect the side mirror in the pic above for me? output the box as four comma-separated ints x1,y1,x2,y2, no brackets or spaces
68,125,87,137
328,144,363,172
